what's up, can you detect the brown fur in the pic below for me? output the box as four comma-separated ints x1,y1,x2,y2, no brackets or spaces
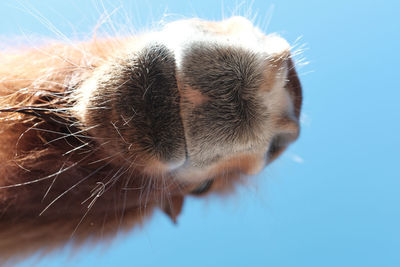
0,17,303,264
0,39,190,262
0,38,250,263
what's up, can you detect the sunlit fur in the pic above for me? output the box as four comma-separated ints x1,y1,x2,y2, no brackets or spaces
0,15,302,263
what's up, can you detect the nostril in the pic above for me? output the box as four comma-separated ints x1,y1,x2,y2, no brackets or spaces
268,136,285,160
267,133,298,163
191,179,214,195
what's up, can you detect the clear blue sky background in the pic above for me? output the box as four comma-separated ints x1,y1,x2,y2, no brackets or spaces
1,0,399,266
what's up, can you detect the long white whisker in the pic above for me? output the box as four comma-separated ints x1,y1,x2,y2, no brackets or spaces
62,142,91,156
43,124,100,145
39,162,110,216
42,158,69,201
0,140,110,189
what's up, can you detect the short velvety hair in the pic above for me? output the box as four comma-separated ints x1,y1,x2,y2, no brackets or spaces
0,16,302,263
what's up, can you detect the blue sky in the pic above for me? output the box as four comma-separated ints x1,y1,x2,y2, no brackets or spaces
1,0,399,266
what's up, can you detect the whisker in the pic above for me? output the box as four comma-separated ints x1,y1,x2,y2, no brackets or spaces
88,152,122,165
14,121,42,158
0,141,110,189
39,162,110,216
62,142,91,156
41,158,69,202
81,182,106,208
111,121,129,145
43,124,100,145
